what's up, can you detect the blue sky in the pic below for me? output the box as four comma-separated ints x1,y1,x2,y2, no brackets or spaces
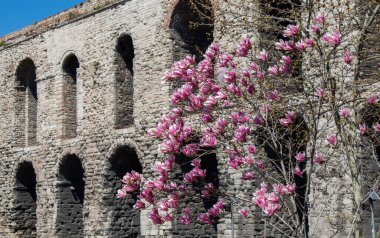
0,0,86,36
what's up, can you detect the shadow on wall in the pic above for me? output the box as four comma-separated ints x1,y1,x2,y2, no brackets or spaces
56,154,85,237
12,161,37,238
173,152,219,237
15,58,38,147
105,146,142,237
115,35,134,129
62,54,79,139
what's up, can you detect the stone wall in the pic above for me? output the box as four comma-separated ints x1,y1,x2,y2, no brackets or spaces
0,0,378,237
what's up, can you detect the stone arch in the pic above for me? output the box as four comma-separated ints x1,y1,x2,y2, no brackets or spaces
105,145,142,237
62,53,79,138
15,58,38,146
114,34,135,129
11,161,37,237
173,150,219,237
56,154,85,237
169,0,215,62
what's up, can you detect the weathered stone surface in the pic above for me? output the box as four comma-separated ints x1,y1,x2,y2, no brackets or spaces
0,0,378,237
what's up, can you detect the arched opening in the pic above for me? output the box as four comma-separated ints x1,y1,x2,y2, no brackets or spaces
359,104,380,237
105,146,142,237
173,151,219,237
170,0,214,62
15,58,37,146
62,54,79,138
115,35,134,129
259,0,302,92
12,161,37,237
56,154,84,237
258,111,309,235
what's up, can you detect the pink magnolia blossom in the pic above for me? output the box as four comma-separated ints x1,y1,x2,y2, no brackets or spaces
368,95,377,104
181,144,199,157
214,117,228,134
249,62,258,71
239,209,249,217
281,55,292,65
149,208,165,225
246,144,257,154
256,70,265,80
242,171,254,180
266,90,279,101
327,135,336,145
339,108,350,118
305,38,315,47
268,65,279,77
205,43,220,60
295,39,310,51
178,207,191,225
246,84,256,94
263,203,282,216
279,118,293,127
343,51,353,64
285,184,296,194
279,111,296,126
133,200,146,210
275,40,295,51
294,166,304,177
315,89,326,98
295,152,305,162
321,31,341,45
315,12,326,25
313,153,324,164
375,123,380,133
283,24,299,37
198,213,213,224
116,189,127,198
358,124,367,135
257,50,269,61
200,131,217,147
236,37,252,57
219,53,234,68
310,25,319,33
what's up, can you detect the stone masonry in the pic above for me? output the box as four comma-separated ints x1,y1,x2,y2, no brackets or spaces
0,0,378,237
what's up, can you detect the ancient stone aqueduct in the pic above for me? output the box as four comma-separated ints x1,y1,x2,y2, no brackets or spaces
0,0,378,237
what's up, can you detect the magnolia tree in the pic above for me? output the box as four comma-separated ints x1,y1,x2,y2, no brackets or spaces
118,1,379,237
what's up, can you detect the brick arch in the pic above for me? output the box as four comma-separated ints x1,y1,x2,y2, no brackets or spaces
166,0,216,62
106,139,144,160
59,50,81,68
55,154,85,237
14,57,38,146
61,53,80,138
163,0,219,29
11,161,38,237
104,145,142,237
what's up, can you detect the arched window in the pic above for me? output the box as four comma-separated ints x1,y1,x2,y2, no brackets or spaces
259,0,302,92
115,35,134,129
62,54,79,138
173,151,219,237
170,0,214,62
56,154,84,237
359,104,380,237
105,146,142,237
15,58,37,146
259,111,308,235
12,162,37,237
